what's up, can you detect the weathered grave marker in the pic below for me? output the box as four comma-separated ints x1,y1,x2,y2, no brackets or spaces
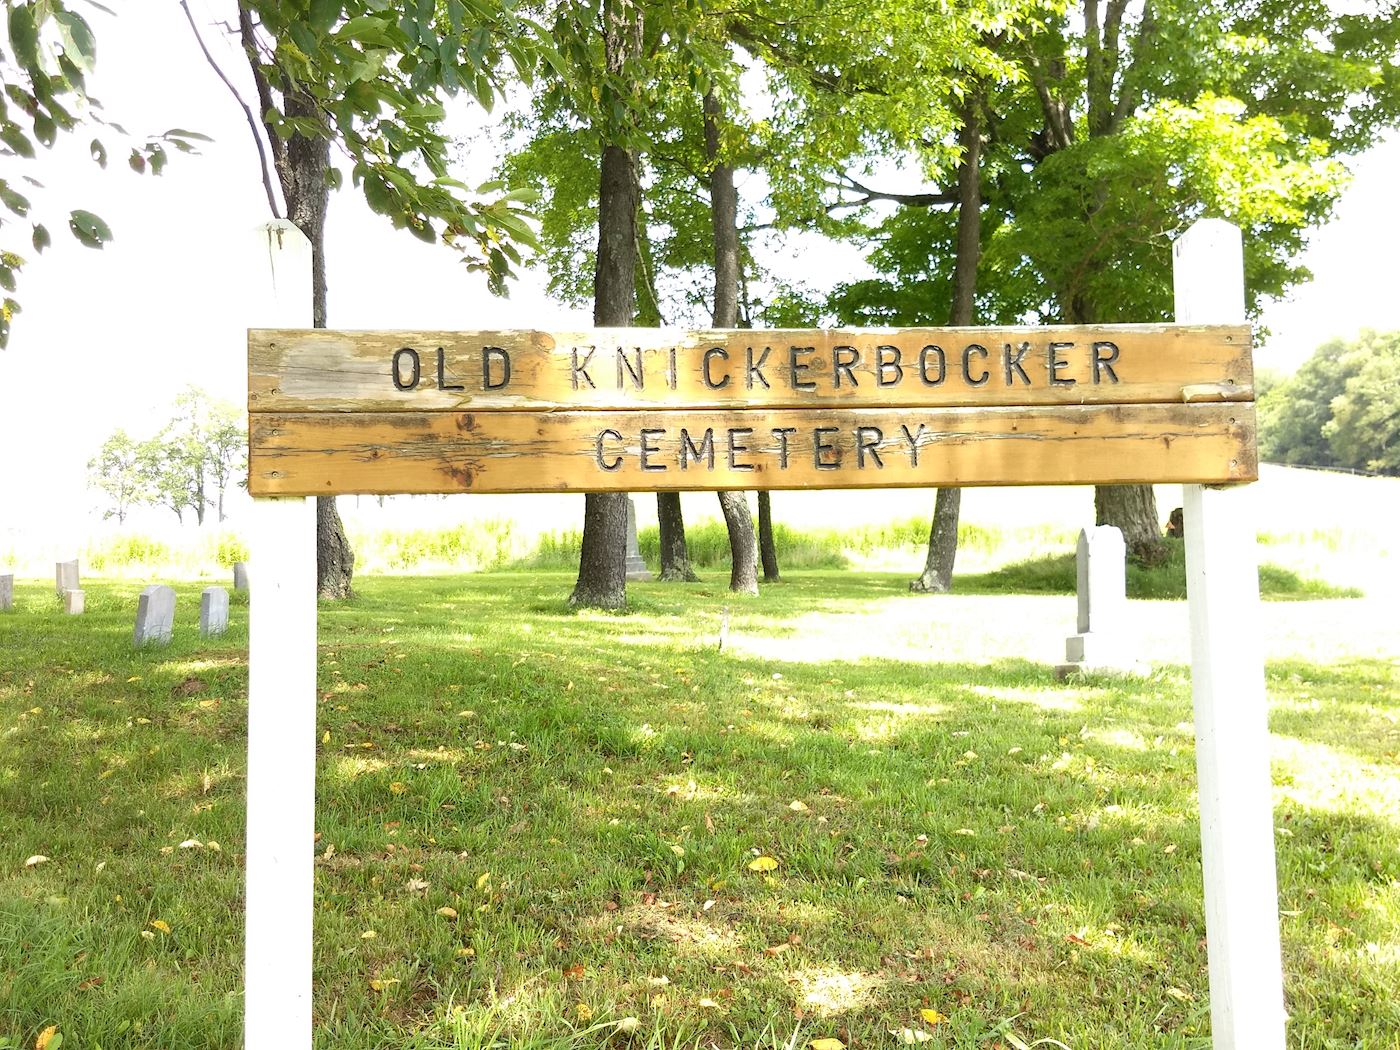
624,497,651,581
134,585,176,647
244,217,1279,1050
63,589,84,615
201,587,230,638
1060,525,1132,674
55,559,78,597
0,574,12,612
233,562,250,591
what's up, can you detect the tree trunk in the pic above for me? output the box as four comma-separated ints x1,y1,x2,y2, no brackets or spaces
757,491,780,582
1095,485,1166,562
703,88,759,596
254,44,356,600
656,492,699,581
911,96,981,594
570,126,638,607
316,496,355,599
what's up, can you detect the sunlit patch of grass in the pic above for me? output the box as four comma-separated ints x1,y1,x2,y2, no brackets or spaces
0,572,1395,1048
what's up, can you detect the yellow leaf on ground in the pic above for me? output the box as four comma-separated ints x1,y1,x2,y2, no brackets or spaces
616,1017,640,1033
811,1039,845,1050
575,1003,593,1022
698,997,723,1010
24,855,49,868
747,855,779,872
920,1008,948,1025
369,977,399,991
35,1025,58,1050
361,930,377,939
788,800,809,812
150,920,171,934
476,871,491,890
436,906,459,919
891,1029,933,1044
389,782,408,795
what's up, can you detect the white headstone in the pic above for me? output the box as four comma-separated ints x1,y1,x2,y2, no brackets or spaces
64,588,84,615
0,574,12,612
1061,525,1132,671
134,585,177,647
201,586,230,638
55,559,79,596
233,562,250,591
624,497,651,581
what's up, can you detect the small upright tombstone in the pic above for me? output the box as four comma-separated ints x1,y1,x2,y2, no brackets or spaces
624,497,651,582
64,588,85,615
55,559,79,597
233,562,250,592
0,573,12,612
134,585,177,647
200,586,230,638
1059,525,1135,675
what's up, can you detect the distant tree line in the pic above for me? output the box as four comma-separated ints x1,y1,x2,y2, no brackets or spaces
1259,330,1399,477
88,387,245,525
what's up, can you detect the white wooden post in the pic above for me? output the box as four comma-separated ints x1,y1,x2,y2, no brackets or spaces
1174,218,1286,1049
246,221,318,1049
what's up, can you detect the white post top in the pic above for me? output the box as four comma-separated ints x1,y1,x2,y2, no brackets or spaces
1173,219,1246,325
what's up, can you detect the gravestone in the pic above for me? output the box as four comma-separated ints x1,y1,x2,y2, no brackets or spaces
201,586,230,638
233,562,250,591
64,588,85,615
1058,525,1135,675
0,574,12,612
624,497,651,582
55,559,78,597
134,585,177,647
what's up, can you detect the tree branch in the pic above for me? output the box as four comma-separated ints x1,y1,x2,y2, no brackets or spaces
178,0,281,218
1111,1,1157,132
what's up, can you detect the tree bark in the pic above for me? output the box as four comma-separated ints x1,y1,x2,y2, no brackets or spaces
911,96,981,594
242,11,355,600
1095,484,1166,561
570,131,638,607
703,88,759,595
656,492,699,581
757,491,780,582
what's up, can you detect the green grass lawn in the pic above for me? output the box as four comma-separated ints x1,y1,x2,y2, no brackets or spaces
0,573,1395,1050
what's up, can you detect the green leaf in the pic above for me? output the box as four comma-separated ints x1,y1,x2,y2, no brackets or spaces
90,138,107,167
32,223,49,253
128,150,146,174
1,124,34,158
7,5,39,71
69,209,113,248
0,265,15,293
309,0,342,34
0,181,30,216
33,113,57,148
164,128,213,143
54,10,97,70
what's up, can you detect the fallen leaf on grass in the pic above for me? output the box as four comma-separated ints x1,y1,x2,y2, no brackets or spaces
697,997,724,1011
747,856,778,872
369,977,399,991
389,782,408,795
25,855,49,868
810,1039,845,1050
616,1017,640,1033
436,906,458,919
150,920,171,934
575,1003,593,1022
891,1029,933,1044
563,963,585,979
35,1025,60,1050
476,871,491,890
177,839,203,850
920,1008,948,1025
788,800,809,812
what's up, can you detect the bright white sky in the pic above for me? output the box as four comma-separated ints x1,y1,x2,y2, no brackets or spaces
2,2,1397,542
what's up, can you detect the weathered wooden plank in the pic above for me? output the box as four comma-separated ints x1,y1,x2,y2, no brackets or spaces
248,404,1257,495
248,325,1253,413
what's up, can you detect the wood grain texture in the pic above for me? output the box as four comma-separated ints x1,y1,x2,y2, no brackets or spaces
248,404,1257,496
248,325,1253,413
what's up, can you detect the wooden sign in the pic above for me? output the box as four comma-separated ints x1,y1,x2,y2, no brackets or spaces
247,324,1256,495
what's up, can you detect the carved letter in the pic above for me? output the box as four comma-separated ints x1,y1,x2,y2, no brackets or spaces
919,345,946,386
876,345,903,386
746,346,772,389
571,348,596,390
436,347,465,391
899,423,927,466
789,346,817,391
482,346,511,390
391,348,421,391
856,426,884,468
640,428,666,471
1093,341,1121,384
833,345,860,387
595,429,623,471
728,428,755,470
962,344,990,386
1048,341,1076,386
702,347,731,389
1003,342,1031,385
772,427,797,468
680,428,715,470
814,427,841,470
